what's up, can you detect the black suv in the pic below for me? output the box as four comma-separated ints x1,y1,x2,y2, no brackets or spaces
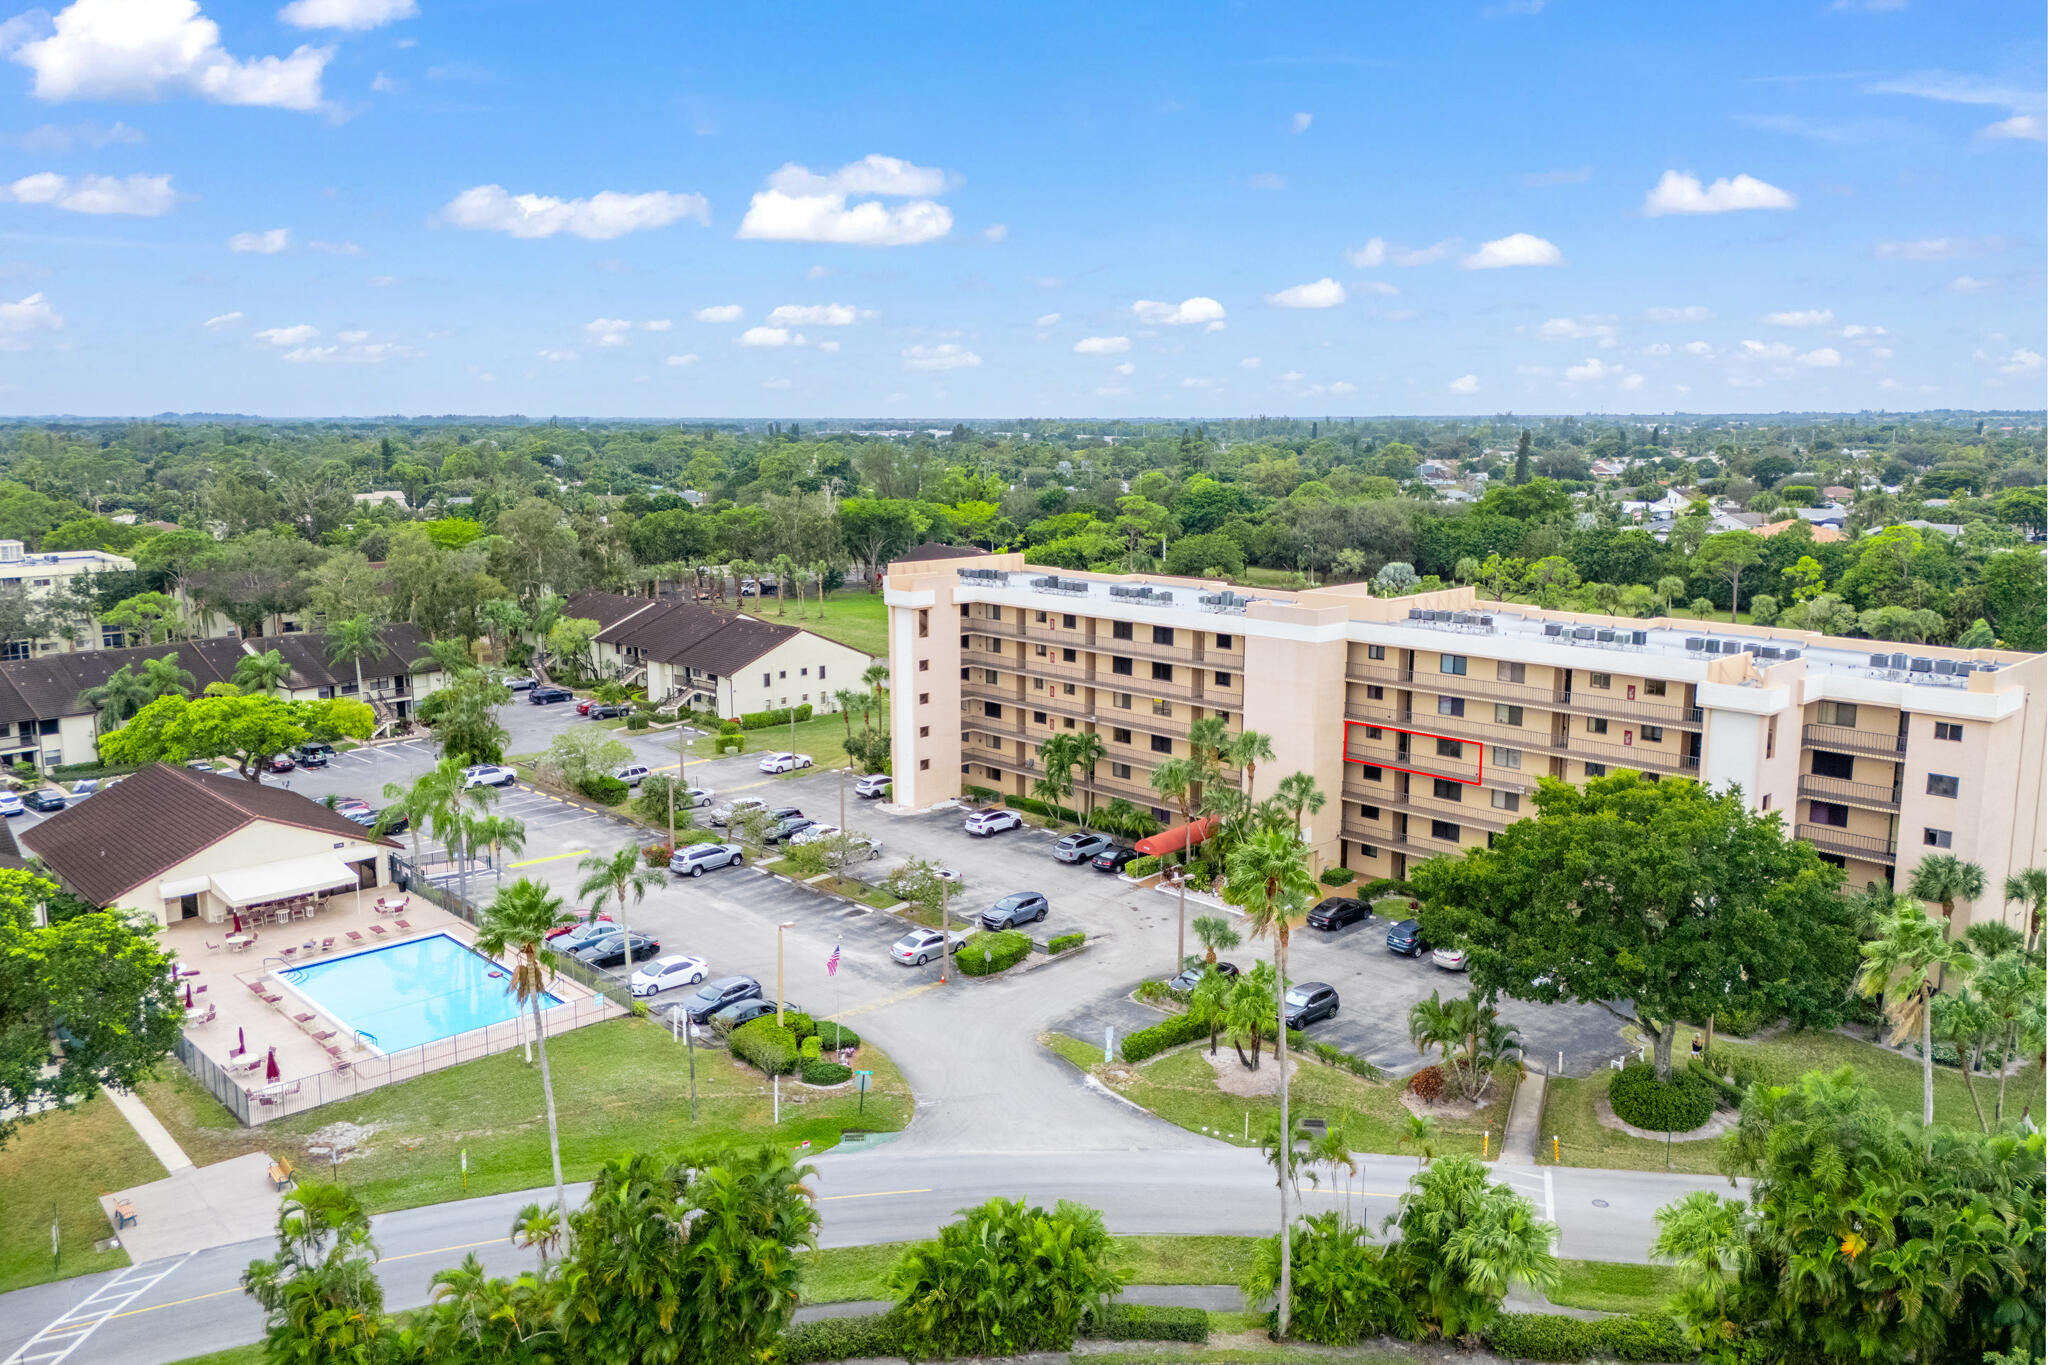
569,930,660,969
980,891,1049,931
1092,847,1145,874
1307,897,1368,930
683,975,762,1024
1284,982,1340,1029
530,686,573,704
762,816,816,845
588,702,633,719
1385,919,1430,957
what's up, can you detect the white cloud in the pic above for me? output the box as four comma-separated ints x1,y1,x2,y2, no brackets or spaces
1739,339,1794,358
1034,313,1060,327
536,348,577,362
738,326,794,348
281,340,419,364
1948,275,1997,294
10,0,332,111
1683,341,1714,358
693,304,744,323
1393,240,1456,266
766,155,946,197
1449,373,1479,394
1343,238,1386,268
816,339,840,353
1762,308,1835,327
1869,72,2048,142
1462,233,1563,269
642,319,671,332
1356,280,1400,297
307,238,359,255
805,264,832,280
664,353,699,367
1264,277,1345,308
1239,357,1261,369
1874,237,1978,261
1798,347,1844,368
1642,170,1796,215
1074,336,1130,354
1565,357,1610,381
1291,111,1313,133
1112,361,1134,376
1837,323,1889,339
1537,315,1617,342
1279,370,1304,382
902,342,980,370
762,377,792,390
1644,342,1671,357
1619,373,1645,391
441,184,710,240
1247,172,1287,191
254,324,318,346
584,318,634,348
1132,296,1225,326
1646,305,1711,322
277,0,415,29
2,171,174,215
2,120,143,153
227,227,290,254
767,303,857,326
1329,380,1356,394
0,292,62,341
336,329,367,342
202,310,243,329
1997,348,2044,375
370,71,394,93
982,223,1007,243
1979,115,2045,142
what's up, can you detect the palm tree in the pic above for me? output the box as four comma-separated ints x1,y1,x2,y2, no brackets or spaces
831,688,864,742
2003,867,2045,953
1192,913,1241,966
1656,575,1687,617
1221,825,1318,1340
1399,1111,1439,1170
82,663,152,737
862,661,890,699
1858,902,1976,1125
771,553,798,616
413,637,479,679
1651,1189,1746,1348
1271,771,1327,837
1908,852,1985,927
527,593,567,678
325,613,386,703
1069,730,1108,826
139,652,195,700
232,648,292,694
1974,950,2046,1124
382,756,464,874
1152,752,1206,977
509,1201,564,1271
470,812,528,891
1189,967,1235,1056
474,880,573,1214
576,845,663,972
1036,733,1075,823
1225,728,1276,798
1408,989,1472,1079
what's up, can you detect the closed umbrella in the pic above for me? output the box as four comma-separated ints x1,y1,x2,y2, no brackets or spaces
235,1025,245,1057
231,911,243,936
264,1046,279,1083
183,982,193,1010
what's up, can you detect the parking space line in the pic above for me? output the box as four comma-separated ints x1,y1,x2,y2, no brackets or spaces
838,978,944,1018
508,850,592,868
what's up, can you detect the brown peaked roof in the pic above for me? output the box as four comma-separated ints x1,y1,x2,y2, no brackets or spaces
0,814,24,871
0,624,436,727
562,590,664,632
890,542,984,565
20,762,397,907
598,600,807,675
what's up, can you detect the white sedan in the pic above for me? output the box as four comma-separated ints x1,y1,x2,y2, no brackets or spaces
683,787,714,808
758,752,814,774
1431,946,1469,972
629,954,709,997
462,764,519,789
789,823,841,846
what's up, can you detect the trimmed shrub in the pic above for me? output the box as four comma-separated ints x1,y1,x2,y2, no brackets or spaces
728,1019,799,1075
888,1197,1121,1358
1081,1303,1210,1343
1482,1311,1694,1363
737,703,814,730
1407,1064,1446,1104
1608,1062,1717,1132
1048,931,1086,954
800,1035,823,1062
1319,867,1357,886
956,929,1031,976
784,1011,817,1040
780,1312,906,1364
576,774,629,805
1357,877,1418,902
801,1059,852,1086
1135,978,1182,1005
813,1020,860,1051
1123,854,1162,878
1003,792,1081,823
625,712,650,731
1121,1009,1208,1063
641,841,673,869
1594,1313,1693,1362
1288,1033,1382,1080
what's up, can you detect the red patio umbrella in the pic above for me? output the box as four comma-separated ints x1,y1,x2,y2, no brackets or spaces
235,1025,245,1057
183,982,193,1010
231,911,243,935
265,1046,279,1083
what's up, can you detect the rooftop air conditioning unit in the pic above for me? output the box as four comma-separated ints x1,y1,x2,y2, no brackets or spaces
1932,659,1956,675
1544,622,1564,636
1889,653,1910,670
1869,653,1890,669
1909,657,1933,674
1685,637,1705,651
1630,630,1649,645
1703,640,1721,654
1782,648,1801,661
1758,647,1781,660
1408,608,1424,620
1595,628,1615,642
1573,626,1595,640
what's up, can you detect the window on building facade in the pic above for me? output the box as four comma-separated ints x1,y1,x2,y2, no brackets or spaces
1153,626,1174,645
918,659,929,671
1432,778,1463,801
1062,682,1076,695
1584,761,1608,777
762,672,771,687
1644,726,1664,743
1496,704,1522,726
1035,644,1048,657
1063,614,1077,629
1589,672,1611,690
1587,717,1609,735
1152,699,1172,716
1934,721,1964,741
919,758,930,770
1491,789,1520,812
1431,819,1461,842
1112,727,1131,744
1493,746,1521,768
1114,692,1132,709
1112,762,1132,779
1361,803,1381,820
1063,647,1077,662
1112,657,1133,676
1151,735,1172,754
1818,701,1858,728
918,609,929,638
1643,680,1666,696
1365,684,1384,700
1361,843,1380,858
1439,696,1465,718
1216,634,1234,648
1436,738,1464,758
1365,726,1383,740
1112,621,1133,640
1361,764,1383,781
1034,711,1047,724
1925,828,1952,848
1498,661,1526,684
1151,661,1172,681
1215,671,1233,686
1440,654,1468,675
1927,773,1959,798
1367,644,1385,661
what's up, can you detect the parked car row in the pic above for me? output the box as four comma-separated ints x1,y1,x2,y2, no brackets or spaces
1309,896,1468,973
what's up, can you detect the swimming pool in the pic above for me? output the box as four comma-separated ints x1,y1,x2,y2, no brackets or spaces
278,933,564,1055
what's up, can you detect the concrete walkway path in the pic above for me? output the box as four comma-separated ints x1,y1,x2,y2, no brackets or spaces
104,1086,193,1172
1499,1070,1547,1167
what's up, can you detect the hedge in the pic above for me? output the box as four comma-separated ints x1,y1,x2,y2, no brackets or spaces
52,760,143,780
625,713,650,731
1318,867,1358,886
1484,1312,1694,1363
737,703,814,730
1357,878,1419,903
1048,931,1086,954
1003,792,1080,822
780,1312,906,1364
800,1035,823,1062
1121,1009,1208,1063
728,1019,799,1075
814,1020,861,1050
576,774,629,805
801,1059,852,1086
784,1011,816,1040
956,929,1031,976
1609,1062,1717,1132
1081,1303,1211,1343
1287,1032,1383,1081
1124,854,1162,878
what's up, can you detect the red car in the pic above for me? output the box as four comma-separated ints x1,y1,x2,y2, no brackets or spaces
266,754,296,773
576,698,596,715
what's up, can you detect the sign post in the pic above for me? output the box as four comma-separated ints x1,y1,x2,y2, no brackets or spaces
855,1068,873,1116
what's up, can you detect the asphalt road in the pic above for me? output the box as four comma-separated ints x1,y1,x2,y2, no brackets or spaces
0,1149,1739,1365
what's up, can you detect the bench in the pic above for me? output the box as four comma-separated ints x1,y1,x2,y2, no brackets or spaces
110,1198,137,1230
268,1160,295,1191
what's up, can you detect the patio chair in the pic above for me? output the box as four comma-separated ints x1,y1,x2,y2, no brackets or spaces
204,940,221,954
368,924,388,939
193,983,208,994
111,1198,137,1230
319,937,336,953
293,1012,315,1026
322,1043,345,1061
244,982,269,997
345,930,365,946
255,1092,277,1109
393,919,412,934
279,946,297,960
191,1002,217,1025
330,1058,352,1077
307,1028,334,1043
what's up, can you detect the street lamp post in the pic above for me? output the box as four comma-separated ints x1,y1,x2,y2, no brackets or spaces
776,920,795,1025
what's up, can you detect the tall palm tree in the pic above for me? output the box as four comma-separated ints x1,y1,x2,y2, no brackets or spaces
509,1201,564,1272
831,688,864,742
1271,771,1327,838
474,879,574,1214
1408,989,1473,1079
1036,733,1075,824
1974,950,2046,1124
1192,913,1241,965
139,652,195,700
1151,755,1203,975
2003,866,2046,953
576,845,663,972
325,613,386,703
1226,728,1276,798
1908,852,1986,927
1030,776,1069,831
1069,729,1108,826
82,663,152,737
232,648,292,695
469,812,528,892
382,756,465,874
1858,903,1976,1125
771,553,798,616
1221,824,1318,1340
1399,1111,1439,1170
1189,966,1235,1056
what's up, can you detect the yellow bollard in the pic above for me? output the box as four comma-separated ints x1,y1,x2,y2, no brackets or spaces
1552,1135,1560,1163
1482,1128,1491,1159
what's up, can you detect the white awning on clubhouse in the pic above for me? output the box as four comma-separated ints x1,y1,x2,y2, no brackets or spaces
209,854,360,908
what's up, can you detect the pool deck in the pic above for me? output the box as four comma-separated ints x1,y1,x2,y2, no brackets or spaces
163,883,619,1124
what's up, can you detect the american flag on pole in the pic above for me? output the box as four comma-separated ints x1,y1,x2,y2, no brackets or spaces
826,944,841,977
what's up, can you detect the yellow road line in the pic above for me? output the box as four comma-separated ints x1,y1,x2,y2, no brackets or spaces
838,979,943,1019
818,1187,931,1202
103,1286,239,1320
509,849,591,868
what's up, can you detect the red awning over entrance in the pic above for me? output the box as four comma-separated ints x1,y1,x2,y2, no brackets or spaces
1136,817,1217,858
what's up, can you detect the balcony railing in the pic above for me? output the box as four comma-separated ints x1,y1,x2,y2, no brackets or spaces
1796,822,1898,863
1550,733,1701,775
1348,665,1704,728
1797,774,1902,812
1802,723,1906,757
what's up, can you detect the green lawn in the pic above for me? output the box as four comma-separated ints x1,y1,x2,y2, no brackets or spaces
138,1018,911,1216
738,590,888,659
0,1092,164,1294
1050,1034,1509,1159
800,1234,1262,1304
1542,1023,2048,1173
683,711,872,774
168,1347,263,1365
1548,1258,1681,1315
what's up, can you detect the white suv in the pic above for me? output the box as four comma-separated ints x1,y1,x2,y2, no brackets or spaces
963,809,1024,837
758,752,814,774
854,774,892,799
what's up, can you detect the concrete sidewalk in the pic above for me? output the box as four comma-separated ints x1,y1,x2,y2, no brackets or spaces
104,1086,193,1172
100,1153,285,1264
1499,1070,1547,1167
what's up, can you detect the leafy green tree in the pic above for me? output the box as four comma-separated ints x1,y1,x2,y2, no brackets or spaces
381,757,463,871
81,662,152,736
424,670,512,765
1859,902,1977,1125
241,1183,386,1365
1695,533,1764,617
1380,1155,1556,1340
2004,866,2046,954
99,590,184,646
543,616,601,680
1413,772,1861,1080
887,1197,1122,1358
233,648,292,695
472,880,574,1215
419,1253,557,1365
1930,983,1999,1130
1974,949,2047,1124
324,614,384,703
101,693,373,780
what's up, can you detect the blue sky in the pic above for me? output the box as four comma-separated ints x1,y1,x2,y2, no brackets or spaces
0,0,2040,418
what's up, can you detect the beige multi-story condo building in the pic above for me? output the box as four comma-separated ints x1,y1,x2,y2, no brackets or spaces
885,549,2046,938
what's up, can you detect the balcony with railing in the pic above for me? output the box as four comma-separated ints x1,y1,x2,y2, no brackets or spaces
1796,822,1898,863
1550,732,1701,775
1797,774,1902,812
1346,663,1704,727
1802,723,1906,757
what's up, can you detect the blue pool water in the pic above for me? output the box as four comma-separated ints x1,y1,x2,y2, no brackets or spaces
278,933,563,1054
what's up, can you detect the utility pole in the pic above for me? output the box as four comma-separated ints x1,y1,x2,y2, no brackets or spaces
776,920,794,1025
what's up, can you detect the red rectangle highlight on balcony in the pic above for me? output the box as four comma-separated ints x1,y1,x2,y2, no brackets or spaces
1342,718,1483,786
